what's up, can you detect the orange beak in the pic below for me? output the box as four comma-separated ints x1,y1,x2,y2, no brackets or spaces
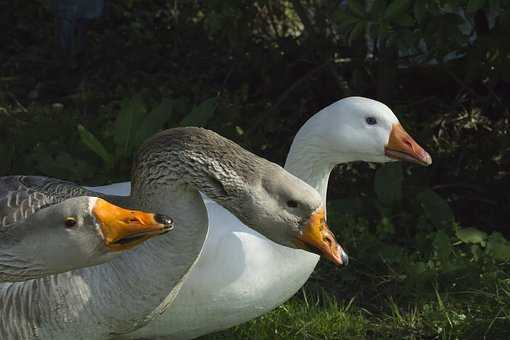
92,198,174,252
295,207,348,266
384,123,432,166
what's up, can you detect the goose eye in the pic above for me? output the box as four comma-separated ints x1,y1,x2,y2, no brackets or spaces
64,217,77,228
366,117,377,125
286,200,298,208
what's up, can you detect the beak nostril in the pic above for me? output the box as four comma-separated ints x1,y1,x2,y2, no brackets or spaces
126,217,141,224
323,235,333,248
155,214,173,227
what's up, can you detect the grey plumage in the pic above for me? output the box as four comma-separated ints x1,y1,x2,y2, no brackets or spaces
134,127,323,245
133,127,265,208
0,127,325,339
0,177,94,283
0,176,90,229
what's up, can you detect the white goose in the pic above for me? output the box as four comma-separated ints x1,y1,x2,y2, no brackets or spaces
91,97,432,340
0,128,343,339
0,176,172,282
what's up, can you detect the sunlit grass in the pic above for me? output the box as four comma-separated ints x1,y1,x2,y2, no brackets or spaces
205,213,510,340
208,290,367,340
208,280,510,339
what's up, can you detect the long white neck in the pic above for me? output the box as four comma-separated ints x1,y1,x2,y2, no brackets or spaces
0,185,208,339
284,119,353,205
284,145,334,205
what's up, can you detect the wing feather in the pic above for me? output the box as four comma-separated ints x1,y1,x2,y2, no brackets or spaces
0,176,90,228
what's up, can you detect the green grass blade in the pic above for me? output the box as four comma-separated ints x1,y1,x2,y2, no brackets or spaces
77,124,113,169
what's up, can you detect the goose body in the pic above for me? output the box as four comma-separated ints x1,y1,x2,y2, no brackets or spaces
0,176,172,283
0,176,193,339
91,97,432,339
1,127,340,339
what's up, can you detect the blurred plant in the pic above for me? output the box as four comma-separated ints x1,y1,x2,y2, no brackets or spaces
327,161,509,296
78,95,217,174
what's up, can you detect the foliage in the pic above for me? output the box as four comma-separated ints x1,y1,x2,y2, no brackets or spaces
77,95,216,173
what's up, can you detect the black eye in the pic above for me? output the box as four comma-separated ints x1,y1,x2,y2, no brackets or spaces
287,200,298,208
64,217,77,228
366,117,377,125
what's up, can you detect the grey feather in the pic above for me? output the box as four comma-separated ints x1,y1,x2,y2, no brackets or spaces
0,176,130,230
0,127,323,338
0,176,89,229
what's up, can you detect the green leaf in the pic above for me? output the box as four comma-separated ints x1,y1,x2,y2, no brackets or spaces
384,0,411,20
467,0,486,12
376,216,395,236
347,0,366,18
133,98,174,147
486,232,510,261
336,7,358,22
77,124,113,168
179,97,218,126
456,227,488,246
433,230,453,261
374,163,403,207
470,244,482,261
349,21,367,43
338,14,362,30
114,95,147,158
416,189,454,228
409,261,427,275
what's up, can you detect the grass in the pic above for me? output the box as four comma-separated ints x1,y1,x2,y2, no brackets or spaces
207,290,367,340
203,213,510,340
206,278,510,340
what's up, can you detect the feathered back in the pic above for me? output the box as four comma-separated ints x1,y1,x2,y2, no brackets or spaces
0,176,89,228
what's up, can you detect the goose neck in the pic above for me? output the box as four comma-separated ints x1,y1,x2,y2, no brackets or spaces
0,252,42,282
284,152,334,205
0,227,50,282
284,133,350,204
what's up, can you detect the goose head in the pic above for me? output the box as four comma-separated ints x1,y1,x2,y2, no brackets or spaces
291,96,432,166
2,196,173,281
241,162,348,265
133,127,347,265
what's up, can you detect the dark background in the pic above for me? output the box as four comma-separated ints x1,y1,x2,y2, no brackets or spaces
1,1,509,338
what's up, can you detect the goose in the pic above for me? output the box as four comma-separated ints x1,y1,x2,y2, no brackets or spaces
0,127,345,339
0,176,173,282
90,96,432,340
